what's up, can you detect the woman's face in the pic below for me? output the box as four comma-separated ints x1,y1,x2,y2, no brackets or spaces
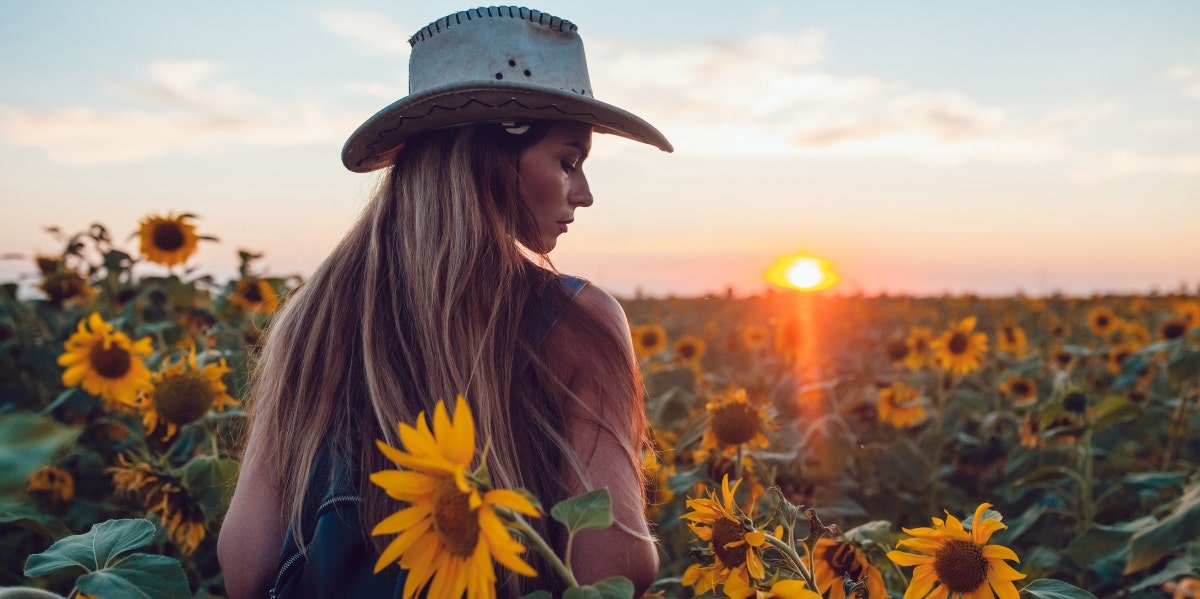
517,121,594,253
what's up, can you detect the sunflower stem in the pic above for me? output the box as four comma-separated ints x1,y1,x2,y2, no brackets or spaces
506,514,579,588
1161,380,1194,471
764,533,817,590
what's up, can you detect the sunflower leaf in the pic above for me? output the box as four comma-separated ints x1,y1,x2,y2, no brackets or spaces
1125,481,1200,574
551,488,612,533
562,576,634,599
1019,578,1099,599
25,519,156,577
176,455,239,524
75,552,190,599
0,412,81,499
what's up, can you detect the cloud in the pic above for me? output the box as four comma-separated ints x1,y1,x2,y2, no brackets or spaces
1163,63,1200,99
315,8,413,57
1071,149,1200,184
0,59,360,165
586,32,1098,164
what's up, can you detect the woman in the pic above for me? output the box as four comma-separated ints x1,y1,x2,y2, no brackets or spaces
218,6,672,598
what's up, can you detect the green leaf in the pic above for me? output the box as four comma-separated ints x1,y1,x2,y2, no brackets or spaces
176,456,239,523
841,520,894,548
1090,395,1140,430
0,502,72,540
0,412,81,498
551,489,613,533
1168,348,1200,387
1020,578,1099,599
563,577,634,599
1063,520,1154,582
1126,481,1200,574
75,553,190,599
25,519,156,577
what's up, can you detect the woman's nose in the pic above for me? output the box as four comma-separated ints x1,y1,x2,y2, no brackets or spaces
570,176,593,207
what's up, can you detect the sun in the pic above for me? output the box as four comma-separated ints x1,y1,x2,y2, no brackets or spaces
765,253,839,292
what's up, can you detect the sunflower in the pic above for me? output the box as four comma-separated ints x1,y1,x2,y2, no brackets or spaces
631,323,668,358
700,388,774,457
877,381,928,428
931,317,988,376
887,502,1025,599
885,338,911,364
371,396,538,599
998,375,1037,408
809,538,888,599
57,312,154,405
138,347,237,439
1159,318,1189,341
723,572,822,599
741,325,769,350
107,455,205,555
681,475,769,595
673,334,707,366
904,327,935,370
1105,343,1140,375
39,270,96,305
994,325,1028,358
28,465,75,504
231,276,280,314
1086,306,1118,337
136,212,202,267
1174,300,1200,328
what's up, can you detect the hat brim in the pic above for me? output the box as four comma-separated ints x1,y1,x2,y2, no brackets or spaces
342,82,674,173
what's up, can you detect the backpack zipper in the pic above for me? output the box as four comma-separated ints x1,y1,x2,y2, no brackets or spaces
268,494,362,597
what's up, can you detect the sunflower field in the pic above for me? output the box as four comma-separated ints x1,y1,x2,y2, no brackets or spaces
1,214,1198,599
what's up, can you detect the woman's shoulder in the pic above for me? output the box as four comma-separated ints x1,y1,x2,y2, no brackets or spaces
558,275,628,337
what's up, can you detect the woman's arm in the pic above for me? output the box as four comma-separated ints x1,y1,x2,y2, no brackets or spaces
218,423,286,599
552,284,659,595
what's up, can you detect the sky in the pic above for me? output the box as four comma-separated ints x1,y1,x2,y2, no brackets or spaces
2,1,1198,298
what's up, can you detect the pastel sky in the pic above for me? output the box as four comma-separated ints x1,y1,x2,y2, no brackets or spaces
2,1,1198,297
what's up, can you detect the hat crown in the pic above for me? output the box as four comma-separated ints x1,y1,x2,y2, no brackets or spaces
407,6,594,99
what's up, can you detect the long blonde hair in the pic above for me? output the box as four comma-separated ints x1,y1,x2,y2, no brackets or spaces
244,122,644,595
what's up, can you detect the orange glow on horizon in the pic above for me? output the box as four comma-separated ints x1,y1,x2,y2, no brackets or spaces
765,253,840,292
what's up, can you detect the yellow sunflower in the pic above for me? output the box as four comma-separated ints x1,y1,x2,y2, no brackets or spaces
998,375,1038,408
885,338,911,364
632,323,668,358
741,325,769,350
700,388,774,457
39,270,97,305
371,396,538,599
809,538,888,599
231,276,280,314
723,572,822,599
994,325,1028,358
931,317,988,376
673,334,707,366
57,312,154,405
28,465,75,504
1086,306,1118,337
139,347,237,439
877,381,929,428
136,212,202,267
1159,318,1189,341
887,502,1025,599
681,475,769,595
1105,342,1140,375
904,327,935,370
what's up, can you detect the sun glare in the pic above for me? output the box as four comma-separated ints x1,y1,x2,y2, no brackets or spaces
765,253,839,292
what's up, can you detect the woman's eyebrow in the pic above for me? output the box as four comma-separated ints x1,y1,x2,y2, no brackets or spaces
566,141,591,160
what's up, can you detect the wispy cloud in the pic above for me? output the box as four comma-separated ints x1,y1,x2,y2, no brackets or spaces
1164,63,1200,100
315,8,413,57
0,59,360,165
587,32,1103,164
1071,149,1200,184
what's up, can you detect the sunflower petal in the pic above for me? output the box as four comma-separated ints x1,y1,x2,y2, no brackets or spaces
485,488,540,517
981,543,1019,562
888,550,934,567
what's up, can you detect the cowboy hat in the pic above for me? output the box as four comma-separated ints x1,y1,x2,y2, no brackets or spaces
341,6,674,173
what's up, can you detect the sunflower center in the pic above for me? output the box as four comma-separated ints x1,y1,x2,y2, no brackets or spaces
1003,327,1017,344
933,539,987,593
948,333,969,354
710,517,748,568
151,223,186,251
886,340,910,361
431,476,480,558
1011,380,1031,396
1163,322,1186,340
678,344,697,359
1095,315,1110,328
88,341,132,379
153,372,216,425
823,543,865,581
711,403,761,446
641,331,660,348
240,281,263,303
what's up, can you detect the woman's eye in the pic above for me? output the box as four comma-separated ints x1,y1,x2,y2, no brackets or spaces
561,158,578,173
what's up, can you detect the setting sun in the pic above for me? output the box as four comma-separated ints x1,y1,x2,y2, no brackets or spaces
765,253,840,292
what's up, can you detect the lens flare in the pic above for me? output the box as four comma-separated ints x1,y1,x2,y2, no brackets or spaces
765,253,839,292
